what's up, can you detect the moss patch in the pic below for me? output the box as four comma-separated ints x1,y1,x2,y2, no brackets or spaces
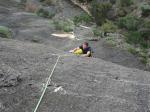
0,26,12,39
36,8,55,18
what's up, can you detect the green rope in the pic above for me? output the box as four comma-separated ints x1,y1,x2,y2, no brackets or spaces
33,55,61,112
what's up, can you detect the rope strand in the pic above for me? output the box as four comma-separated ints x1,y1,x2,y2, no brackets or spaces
33,55,60,112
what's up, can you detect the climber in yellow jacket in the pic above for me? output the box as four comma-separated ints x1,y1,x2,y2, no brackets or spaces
69,42,92,57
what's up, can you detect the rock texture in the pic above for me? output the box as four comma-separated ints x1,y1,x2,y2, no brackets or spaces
0,38,150,112
0,0,150,112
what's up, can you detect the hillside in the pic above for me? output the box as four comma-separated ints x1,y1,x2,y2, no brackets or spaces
0,0,150,112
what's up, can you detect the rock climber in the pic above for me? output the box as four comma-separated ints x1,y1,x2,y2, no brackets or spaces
69,42,92,57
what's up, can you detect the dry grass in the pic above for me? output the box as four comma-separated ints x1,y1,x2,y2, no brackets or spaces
25,2,39,13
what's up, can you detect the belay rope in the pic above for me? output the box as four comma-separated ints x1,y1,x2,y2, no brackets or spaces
33,53,74,112
33,55,60,112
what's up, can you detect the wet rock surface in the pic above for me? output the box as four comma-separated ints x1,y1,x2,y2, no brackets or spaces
0,0,150,112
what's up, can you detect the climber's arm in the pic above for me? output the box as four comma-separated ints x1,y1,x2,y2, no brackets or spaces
81,51,91,57
69,47,80,53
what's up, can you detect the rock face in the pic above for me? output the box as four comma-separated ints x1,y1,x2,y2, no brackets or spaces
0,38,150,112
0,0,150,112
0,64,21,88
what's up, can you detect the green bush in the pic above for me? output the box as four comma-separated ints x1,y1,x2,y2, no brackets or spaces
92,27,102,37
110,0,116,4
127,47,137,54
39,0,57,5
139,28,150,41
0,26,12,38
119,18,149,47
117,15,141,31
127,46,149,64
126,31,142,44
73,13,93,25
91,1,112,25
141,3,150,17
116,8,127,17
125,31,149,48
36,8,55,18
78,0,92,3
53,20,74,32
141,56,148,64
116,0,133,7
140,52,149,64
143,20,150,28
139,20,150,41
101,20,117,33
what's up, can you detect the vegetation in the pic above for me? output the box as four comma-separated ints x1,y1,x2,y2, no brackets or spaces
91,1,112,25
139,20,150,42
116,0,133,7
105,37,116,47
73,13,93,25
117,14,149,49
36,8,55,18
92,27,102,37
92,20,117,37
78,0,93,3
53,19,74,32
141,3,150,17
100,20,117,33
127,46,137,54
117,15,141,31
140,52,149,64
116,8,127,17
0,26,12,39
39,0,57,5
143,19,150,29
127,46,148,64
125,31,149,49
